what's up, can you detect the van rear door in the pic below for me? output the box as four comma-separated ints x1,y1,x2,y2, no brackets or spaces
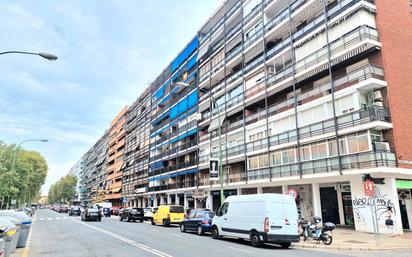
281,198,298,236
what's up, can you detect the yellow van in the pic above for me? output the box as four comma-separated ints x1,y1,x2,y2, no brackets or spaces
151,205,185,226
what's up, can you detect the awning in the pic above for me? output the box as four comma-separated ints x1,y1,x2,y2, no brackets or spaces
112,187,122,193
208,115,225,132
396,180,412,189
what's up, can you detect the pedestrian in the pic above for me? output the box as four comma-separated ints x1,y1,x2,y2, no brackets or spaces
385,206,395,237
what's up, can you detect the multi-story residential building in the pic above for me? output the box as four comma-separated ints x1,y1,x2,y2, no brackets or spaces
105,107,128,206
122,88,152,207
69,159,84,202
77,0,412,235
147,37,200,208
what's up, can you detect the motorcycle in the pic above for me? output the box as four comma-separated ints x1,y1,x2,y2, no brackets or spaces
299,216,335,245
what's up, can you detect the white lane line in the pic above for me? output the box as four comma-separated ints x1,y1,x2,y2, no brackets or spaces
47,218,52,220
227,246,253,254
55,217,60,220
39,218,44,221
72,219,174,257
63,217,68,219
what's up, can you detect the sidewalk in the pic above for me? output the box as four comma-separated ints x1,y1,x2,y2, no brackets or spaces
293,227,412,250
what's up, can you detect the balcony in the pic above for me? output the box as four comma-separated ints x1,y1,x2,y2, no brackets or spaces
243,3,262,27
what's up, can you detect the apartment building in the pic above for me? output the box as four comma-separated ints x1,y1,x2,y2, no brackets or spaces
77,0,412,234
105,107,128,206
122,89,152,207
78,132,108,205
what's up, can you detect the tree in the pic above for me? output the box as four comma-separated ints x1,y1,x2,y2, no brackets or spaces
0,141,48,208
48,174,77,204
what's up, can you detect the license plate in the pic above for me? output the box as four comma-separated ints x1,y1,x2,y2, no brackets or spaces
174,218,180,221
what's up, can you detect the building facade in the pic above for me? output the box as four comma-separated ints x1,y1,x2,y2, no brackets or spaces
77,0,412,235
105,107,128,206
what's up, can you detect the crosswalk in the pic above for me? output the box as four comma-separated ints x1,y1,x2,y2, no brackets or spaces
34,217,70,222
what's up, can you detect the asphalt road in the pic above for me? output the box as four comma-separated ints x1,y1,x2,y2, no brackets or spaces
26,209,410,257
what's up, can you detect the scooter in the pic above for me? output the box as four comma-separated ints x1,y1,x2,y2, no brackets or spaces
299,216,335,245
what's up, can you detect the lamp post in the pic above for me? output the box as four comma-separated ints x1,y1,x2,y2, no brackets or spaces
0,51,58,61
11,139,48,208
175,82,224,205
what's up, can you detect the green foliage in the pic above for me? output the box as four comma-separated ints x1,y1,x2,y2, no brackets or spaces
47,174,77,204
0,141,48,208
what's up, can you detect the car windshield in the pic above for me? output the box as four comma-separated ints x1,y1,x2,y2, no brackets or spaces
130,209,141,214
72,207,80,210
170,206,184,213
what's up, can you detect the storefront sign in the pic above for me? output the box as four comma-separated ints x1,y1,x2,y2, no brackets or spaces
363,180,375,197
192,190,205,199
288,188,298,199
209,158,219,181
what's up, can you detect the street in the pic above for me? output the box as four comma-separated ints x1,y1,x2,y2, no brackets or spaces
24,209,409,257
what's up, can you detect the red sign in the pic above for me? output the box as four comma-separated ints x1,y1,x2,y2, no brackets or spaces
364,180,375,197
288,188,298,199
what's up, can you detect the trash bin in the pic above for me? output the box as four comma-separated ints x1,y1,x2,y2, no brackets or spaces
12,212,31,248
0,211,31,248
0,217,20,253
0,218,18,257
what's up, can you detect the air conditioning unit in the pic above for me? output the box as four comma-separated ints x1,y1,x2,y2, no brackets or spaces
374,141,390,151
373,101,384,107
374,90,383,101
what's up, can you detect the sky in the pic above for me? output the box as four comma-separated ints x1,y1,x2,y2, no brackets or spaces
0,0,222,195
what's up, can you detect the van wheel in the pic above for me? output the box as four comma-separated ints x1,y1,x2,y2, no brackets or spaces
197,225,204,236
151,219,156,226
280,242,291,249
212,226,220,239
250,231,262,247
162,219,170,227
180,223,186,233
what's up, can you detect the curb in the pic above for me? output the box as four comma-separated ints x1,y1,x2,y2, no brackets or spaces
292,243,412,251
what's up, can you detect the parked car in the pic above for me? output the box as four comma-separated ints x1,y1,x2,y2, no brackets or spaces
211,194,299,248
143,207,157,221
54,205,61,212
59,205,68,213
68,206,81,216
81,207,102,222
119,208,144,222
103,208,111,217
151,205,185,227
111,206,122,215
180,209,214,235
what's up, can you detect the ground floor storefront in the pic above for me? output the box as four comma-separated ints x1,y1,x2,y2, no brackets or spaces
133,168,412,234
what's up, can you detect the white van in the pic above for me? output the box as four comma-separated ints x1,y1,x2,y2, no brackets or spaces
211,193,299,248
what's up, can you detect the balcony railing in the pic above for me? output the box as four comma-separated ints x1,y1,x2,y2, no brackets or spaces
226,44,242,62
294,25,379,73
244,27,264,50
226,22,242,41
243,4,262,26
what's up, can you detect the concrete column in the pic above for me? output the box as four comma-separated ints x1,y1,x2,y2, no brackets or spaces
336,189,345,225
237,188,242,195
154,195,158,207
206,191,212,210
167,194,172,205
184,193,187,208
194,199,198,209
282,185,288,195
257,187,263,194
175,193,179,205
312,183,322,218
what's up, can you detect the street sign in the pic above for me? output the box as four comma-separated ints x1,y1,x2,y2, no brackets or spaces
364,180,375,197
192,190,205,199
287,188,298,200
209,158,219,181
122,197,128,203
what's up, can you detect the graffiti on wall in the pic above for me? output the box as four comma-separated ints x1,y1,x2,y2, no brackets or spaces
352,194,396,226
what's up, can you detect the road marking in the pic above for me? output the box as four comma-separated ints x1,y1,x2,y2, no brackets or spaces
47,218,52,220
39,218,44,221
227,246,253,254
22,211,36,257
73,219,174,257
63,217,68,219
55,217,60,220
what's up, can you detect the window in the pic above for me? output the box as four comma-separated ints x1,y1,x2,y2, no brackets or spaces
328,140,338,156
347,134,358,153
282,148,296,164
270,151,282,166
339,138,348,155
249,157,259,169
311,142,327,159
300,145,311,161
259,155,269,168
357,132,369,152
219,202,229,216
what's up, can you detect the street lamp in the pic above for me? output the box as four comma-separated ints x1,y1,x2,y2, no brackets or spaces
0,51,58,61
175,82,225,205
10,139,48,208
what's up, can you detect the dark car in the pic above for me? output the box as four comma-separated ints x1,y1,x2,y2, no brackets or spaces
81,207,102,221
180,209,215,235
119,207,144,222
103,208,111,217
69,206,81,216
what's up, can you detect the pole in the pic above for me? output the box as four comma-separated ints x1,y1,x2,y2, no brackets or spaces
216,102,224,205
